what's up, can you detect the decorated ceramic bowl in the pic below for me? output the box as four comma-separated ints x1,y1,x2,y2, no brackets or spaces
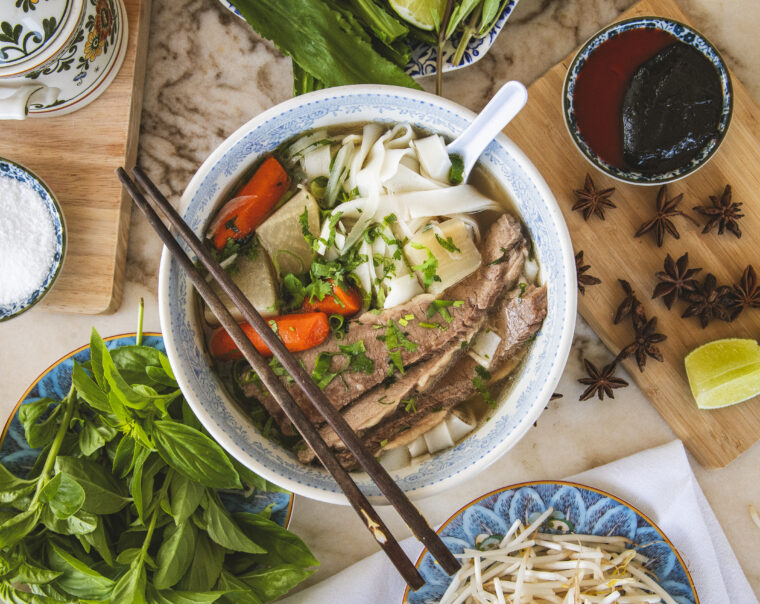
158,84,577,505
0,158,66,321
404,481,698,603
218,0,519,76
563,16,732,185
0,333,295,528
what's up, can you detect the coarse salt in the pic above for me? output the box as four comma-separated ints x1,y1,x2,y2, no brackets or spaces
0,174,57,307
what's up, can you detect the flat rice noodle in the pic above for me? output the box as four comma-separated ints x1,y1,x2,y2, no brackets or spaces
413,134,451,182
347,123,383,192
302,143,332,179
383,163,443,194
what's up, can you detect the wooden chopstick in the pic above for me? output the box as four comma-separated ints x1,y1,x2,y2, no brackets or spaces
120,166,461,584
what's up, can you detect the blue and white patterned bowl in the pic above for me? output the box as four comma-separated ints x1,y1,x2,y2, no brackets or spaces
158,85,577,504
405,481,698,603
0,333,295,528
563,17,733,185
218,0,519,77
0,158,66,321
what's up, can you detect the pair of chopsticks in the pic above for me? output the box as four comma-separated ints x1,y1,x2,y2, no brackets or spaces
117,166,460,589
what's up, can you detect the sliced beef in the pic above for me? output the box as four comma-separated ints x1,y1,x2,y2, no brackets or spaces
334,285,548,470
247,214,526,434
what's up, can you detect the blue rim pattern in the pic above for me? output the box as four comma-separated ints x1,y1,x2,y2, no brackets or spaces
0,334,293,527
159,86,577,504
406,481,698,604
218,0,519,77
563,17,733,185
0,158,65,321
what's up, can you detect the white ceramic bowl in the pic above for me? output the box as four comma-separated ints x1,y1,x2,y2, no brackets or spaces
158,85,577,505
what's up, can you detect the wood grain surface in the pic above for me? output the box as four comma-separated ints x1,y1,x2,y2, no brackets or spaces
0,0,151,314
506,0,760,468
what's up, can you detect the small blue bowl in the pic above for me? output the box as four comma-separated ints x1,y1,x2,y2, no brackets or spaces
563,17,733,185
0,158,66,321
405,481,699,603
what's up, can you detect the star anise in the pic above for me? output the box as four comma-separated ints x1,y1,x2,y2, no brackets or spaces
572,173,616,220
578,360,628,401
681,273,732,327
635,185,694,247
617,314,667,372
727,265,760,319
652,252,701,309
575,250,601,295
693,185,743,238
613,279,643,324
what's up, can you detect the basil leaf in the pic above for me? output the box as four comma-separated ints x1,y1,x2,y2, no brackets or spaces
110,558,147,604
151,586,230,604
235,512,318,568
238,564,314,602
54,457,129,515
0,582,60,604
112,436,136,479
153,521,196,589
152,421,242,490
145,365,178,388
48,542,114,599
80,516,114,567
38,472,85,519
0,507,41,548
6,561,61,585
159,352,176,381
111,345,162,386
0,464,36,505
169,472,205,525
71,362,111,413
19,399,61,449
78,421,106,456
129,447,151,523
89,328,107,389
175,532,224,592
216,571,263,604
203,494,265,554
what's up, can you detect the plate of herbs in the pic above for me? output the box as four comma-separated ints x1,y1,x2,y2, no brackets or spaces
0,312,318,603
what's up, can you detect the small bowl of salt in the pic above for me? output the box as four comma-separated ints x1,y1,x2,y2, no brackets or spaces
0,158,66,321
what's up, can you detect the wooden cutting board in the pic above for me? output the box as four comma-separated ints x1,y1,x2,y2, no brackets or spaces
0,0,151,314
506,0,760,468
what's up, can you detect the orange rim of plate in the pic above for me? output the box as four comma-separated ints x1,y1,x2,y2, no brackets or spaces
402,479,699,602
1,331,295,528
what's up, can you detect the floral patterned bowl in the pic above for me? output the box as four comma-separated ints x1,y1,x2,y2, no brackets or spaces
158,84,577,505
0,333,295,528
218,0,520,76
0,158,66,321
563,16,733,185
404,481,698,603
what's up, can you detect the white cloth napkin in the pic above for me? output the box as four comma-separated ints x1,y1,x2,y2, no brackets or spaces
280,440,757,604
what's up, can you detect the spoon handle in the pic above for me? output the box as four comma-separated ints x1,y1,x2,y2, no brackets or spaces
447,81,528,180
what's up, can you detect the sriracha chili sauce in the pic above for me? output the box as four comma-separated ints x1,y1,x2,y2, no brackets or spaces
572,28,676,168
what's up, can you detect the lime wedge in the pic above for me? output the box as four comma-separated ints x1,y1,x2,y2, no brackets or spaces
684,338,760,409
388,0,446,31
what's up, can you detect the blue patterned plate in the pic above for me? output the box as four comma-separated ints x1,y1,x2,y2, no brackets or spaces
0,158,66,321
218,0,519,76
0,332,294,528
404,480,698,603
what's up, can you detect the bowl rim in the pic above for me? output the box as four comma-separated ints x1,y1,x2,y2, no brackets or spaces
158,83,577,504
562,15,734,186
0,157,67,322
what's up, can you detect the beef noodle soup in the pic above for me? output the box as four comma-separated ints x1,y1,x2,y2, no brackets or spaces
198,122,547,471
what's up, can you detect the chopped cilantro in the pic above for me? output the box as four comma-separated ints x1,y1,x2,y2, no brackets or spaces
473,365,496,408
411,246,441,291
435,233,462,254
448,153,464,185
380,439,388,448
519,282,527,298
311,340,374,390
402,398,417,413
427,299,464,323
382,319,418,375
338,340,375,375
312,352,340,390
269,358,293,383
488,246,509,266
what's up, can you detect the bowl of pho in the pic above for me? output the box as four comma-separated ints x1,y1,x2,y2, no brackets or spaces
158,85,576,504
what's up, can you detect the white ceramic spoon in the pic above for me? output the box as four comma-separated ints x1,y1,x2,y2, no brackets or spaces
447,80,529,181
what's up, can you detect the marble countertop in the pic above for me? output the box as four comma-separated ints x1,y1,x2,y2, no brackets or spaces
1,0,759,598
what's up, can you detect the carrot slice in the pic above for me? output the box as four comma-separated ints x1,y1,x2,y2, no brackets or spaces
209,157,290,250
209,312,330,361
302,282,362,316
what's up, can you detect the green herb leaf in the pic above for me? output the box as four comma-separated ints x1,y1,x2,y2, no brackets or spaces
110,558,147,604
79,516,113,567
488,246,509,265
38,472,85,519
169,471,205,525
152,421,242,490
203,494,266,554
311,352,340,390
216,571,263,604
54,457,129,515
176,532,224,592
0,464,36,505
154,521,197,589
6,561,61,585
237,564,315,602
0,507,41,549
19,399,61,449
236,512,319,568
338,340,375,375
411,247,440,291
151,587,231,604
448,153,464,184
71,362,110,413
473,365,496,408
382,320,418,374
48,542,115,600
